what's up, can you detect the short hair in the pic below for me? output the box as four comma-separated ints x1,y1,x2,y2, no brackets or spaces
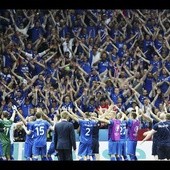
35,111,42,119
61,111,69,119
85,112,91,118
131,112,137,119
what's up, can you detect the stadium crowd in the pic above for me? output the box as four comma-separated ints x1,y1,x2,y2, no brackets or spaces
0,9,170,160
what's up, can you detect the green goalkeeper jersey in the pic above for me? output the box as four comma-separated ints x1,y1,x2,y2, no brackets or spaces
0,119,13,144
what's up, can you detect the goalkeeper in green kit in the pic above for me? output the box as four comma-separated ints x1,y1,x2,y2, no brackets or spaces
0,106,16,160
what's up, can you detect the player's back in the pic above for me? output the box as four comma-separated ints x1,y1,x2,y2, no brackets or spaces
154,121,170,144
79,119,96,144
31,119,50,147
109,119,121,141
0,119,13,143
120,120,128,140
127,119,140,141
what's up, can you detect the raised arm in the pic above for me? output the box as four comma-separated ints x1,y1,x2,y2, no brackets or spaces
73,102,86,119
12,105,27,125
148,108,161,122
41,110,54,126
66,110,79,122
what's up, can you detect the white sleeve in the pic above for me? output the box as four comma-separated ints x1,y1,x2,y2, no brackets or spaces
25,52,33,59
38,51,46,57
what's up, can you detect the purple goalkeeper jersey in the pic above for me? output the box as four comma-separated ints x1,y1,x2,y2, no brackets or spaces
127,119,140,141
108,119,121,141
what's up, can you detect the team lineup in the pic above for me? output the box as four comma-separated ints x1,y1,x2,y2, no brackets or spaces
1,104,170,161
